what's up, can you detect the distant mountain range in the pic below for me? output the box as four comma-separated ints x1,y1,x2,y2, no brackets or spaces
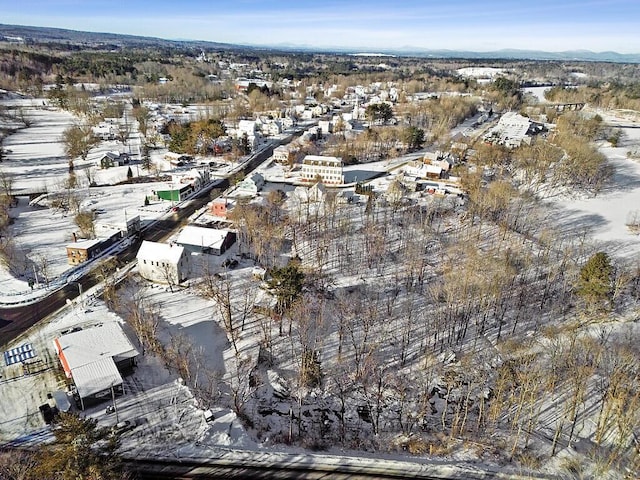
1,23,639,63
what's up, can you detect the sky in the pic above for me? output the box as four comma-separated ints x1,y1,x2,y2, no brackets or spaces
3,0,640,53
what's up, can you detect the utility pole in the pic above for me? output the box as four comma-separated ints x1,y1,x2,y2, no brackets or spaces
32,264,40,288
110,383,119,423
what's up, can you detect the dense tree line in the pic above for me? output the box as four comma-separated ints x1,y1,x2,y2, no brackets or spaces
163,117,226,154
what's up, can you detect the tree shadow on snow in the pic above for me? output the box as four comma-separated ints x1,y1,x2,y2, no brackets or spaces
599,159,640,194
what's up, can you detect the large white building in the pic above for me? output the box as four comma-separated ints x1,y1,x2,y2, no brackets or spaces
300,155,344,185
483,111,542,148
136,241,190,285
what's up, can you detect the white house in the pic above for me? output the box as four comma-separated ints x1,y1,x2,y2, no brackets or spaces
235,120,263,151
301,155,344,185
404,161,443,180
273,145,294,165
318,120,333,135
281,116,296,128
237,119,257,136
236,172,265,196
293,182,327,204
258,118,282,136
136,241,190,285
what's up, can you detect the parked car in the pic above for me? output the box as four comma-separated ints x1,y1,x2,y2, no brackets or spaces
222,258,238,269
111,420,134,435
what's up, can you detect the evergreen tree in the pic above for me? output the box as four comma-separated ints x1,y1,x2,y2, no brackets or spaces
403,126,425,150
141,144,151,171
576,251,613,310
268,261,304,315
365,103,393,124
34,412,124,479
127,166,133,179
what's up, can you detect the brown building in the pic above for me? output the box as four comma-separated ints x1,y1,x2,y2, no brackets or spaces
65,232,121,265
66,239,104,265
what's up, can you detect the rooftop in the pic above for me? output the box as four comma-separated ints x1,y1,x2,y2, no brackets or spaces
54,322,138,398
176,225,232,250
137,240,185,264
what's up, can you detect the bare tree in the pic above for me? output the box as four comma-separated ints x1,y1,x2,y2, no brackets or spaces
74,211,96,238
62,124,99,174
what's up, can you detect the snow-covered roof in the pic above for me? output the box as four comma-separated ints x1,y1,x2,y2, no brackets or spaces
176,225,231,250
54,322,138,398
136,240,185,264
303,155,343,166
66,238,102,250
404,162,442,178
102,151,128,160
55,322,137,371
484,111,533,147
72,357,123,399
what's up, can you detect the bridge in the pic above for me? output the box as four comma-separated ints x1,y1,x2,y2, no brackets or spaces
550,102,585,112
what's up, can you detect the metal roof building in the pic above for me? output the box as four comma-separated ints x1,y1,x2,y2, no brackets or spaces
53,322,138,409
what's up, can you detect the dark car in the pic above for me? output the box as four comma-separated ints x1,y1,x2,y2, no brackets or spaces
222,258,238,269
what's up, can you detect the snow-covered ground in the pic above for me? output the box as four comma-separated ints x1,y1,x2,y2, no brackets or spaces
545,109,640,259
0,99,221,300
522,86,552,104
456,67,505,79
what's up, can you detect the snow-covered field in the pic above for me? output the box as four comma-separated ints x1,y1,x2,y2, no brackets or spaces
545,109,640,259
0,99,211,299
456,67,505,79
522,86,552,104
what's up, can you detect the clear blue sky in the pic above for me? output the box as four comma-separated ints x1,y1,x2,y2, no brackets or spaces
4,0,639,53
